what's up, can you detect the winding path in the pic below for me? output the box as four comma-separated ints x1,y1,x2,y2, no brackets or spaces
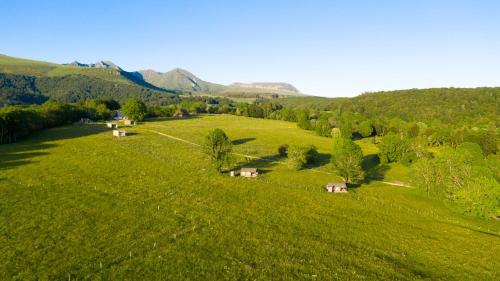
146,129,411,187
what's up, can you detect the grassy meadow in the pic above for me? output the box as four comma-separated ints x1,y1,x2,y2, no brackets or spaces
0,55,135,85
0,115,498,280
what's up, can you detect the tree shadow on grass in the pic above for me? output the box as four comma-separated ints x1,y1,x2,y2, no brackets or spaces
442,221,500,238
346,183,362,190
232,137,256,145
233,153,285,174
305,153,331,169
146,116,202,122
42,123,110,141
361,153,390,184
0,144,54,172
123,131,138,136
0,123,109,172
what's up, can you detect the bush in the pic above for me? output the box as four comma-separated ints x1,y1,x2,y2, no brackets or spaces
305,145,318,163
287,145,307,170
400,151,417,166
287,145,318,170
358,120,373,138
315,118,331,137
296,110,311,130
278,144,289,157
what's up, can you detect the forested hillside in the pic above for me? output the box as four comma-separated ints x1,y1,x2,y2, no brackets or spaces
346,88,498,124
0,54,185,106
281,87,498,125
0,73,178,106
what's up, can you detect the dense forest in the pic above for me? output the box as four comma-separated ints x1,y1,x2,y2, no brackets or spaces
281,87,498,126
0,73,179,107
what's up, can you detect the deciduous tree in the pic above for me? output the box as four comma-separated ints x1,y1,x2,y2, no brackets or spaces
331,136,364,183
121,98,147,121
203,128,233,172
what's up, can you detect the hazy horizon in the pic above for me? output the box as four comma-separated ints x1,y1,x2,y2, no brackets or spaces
2,0,499,97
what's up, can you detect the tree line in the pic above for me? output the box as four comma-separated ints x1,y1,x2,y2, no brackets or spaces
0,99,119,144
1,95,497,218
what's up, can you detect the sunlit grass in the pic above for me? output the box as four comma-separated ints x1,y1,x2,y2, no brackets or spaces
0,115,498,280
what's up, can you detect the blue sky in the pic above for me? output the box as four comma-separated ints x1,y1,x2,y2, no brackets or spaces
1,0,499,97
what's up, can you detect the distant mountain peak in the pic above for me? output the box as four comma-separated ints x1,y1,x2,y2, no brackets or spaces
137,67,302,95
138,67,224,92
94,60,121,70
229,82,300,93
65,60,122,71
66,60,88,67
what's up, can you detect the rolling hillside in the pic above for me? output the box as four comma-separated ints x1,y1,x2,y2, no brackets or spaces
280,87,499,124
137,68,226,93
0,55,177,106
0,55,141,86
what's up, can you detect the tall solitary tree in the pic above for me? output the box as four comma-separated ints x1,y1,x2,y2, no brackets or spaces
331,136,364,183
121,98,147,121
203,128,233,172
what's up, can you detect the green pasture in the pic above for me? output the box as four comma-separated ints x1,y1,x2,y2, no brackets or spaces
0,54,134,84
0,115,498,280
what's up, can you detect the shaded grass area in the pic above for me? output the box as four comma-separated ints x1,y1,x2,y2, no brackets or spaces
0,115,498,280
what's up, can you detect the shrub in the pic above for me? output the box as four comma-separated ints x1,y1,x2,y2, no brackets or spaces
287,145,318,170
358,120,373,138
287,145,307,170
315,118,331,137
305,145,318,163
278,144,289,157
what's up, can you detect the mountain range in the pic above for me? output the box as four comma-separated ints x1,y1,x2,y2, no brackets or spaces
64,59,302,96
0,54,302,106
65,60,122,70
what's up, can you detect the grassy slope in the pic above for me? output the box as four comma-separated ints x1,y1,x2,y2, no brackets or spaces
0,55,140,85
0,115,498,280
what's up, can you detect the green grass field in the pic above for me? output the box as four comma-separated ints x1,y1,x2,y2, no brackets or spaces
0,115,498,280
0,54,136,85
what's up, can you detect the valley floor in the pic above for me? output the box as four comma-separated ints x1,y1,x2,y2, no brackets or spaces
0,115,498,280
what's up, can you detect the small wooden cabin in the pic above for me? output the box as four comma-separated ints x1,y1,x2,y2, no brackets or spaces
113,130,127,137
123,119,136,126
326,182,348,193
106,122,118,129
240,168,258,177
173,108,190,118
